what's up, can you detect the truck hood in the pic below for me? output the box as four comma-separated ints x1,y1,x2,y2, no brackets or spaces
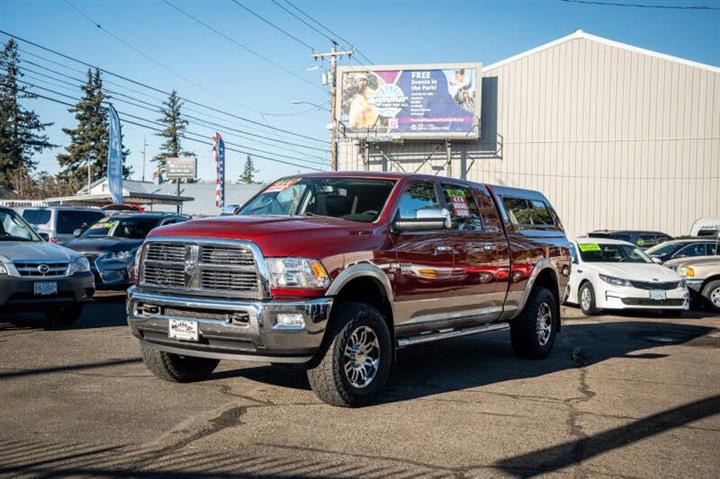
0,241,81,262
65,238,143,255
148,215,376,257
584,262,682,282
664,256,720,268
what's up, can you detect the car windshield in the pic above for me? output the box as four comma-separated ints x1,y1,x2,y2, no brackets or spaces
81,217,159,239
0,209,42,242
645,242,681,257
238,177,396,223
577,242,652,263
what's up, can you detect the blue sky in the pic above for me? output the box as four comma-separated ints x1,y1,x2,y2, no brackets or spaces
2,0,719,183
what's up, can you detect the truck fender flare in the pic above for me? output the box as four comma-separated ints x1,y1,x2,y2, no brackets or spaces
326,262,395,303
512,259,559,319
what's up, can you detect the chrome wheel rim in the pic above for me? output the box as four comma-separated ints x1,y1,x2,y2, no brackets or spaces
536,302,553,346
711,287,720,307
580,287,592,312
343,326,380,389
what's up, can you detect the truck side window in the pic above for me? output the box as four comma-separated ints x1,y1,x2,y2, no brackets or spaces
502,197,555,226
397,182,439,219
441,184,483,231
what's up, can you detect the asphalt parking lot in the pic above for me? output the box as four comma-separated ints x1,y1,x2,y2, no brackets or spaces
1,293,719,479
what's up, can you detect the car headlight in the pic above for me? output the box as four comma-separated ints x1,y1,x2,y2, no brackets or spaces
678,266,695,277
599,274,631,287
265,258,330,289
102,249,136,262
69,256,91,274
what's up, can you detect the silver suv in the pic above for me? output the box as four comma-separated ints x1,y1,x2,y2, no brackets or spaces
0,207,95,326
17,206,107,244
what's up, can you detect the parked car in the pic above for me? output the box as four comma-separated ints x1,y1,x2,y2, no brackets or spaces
16,206,107,244
65,213,189,290
665,256,720,312
126,172,571,407
587,230,672,249
0,206,94,325
645,238,720,263
689,218,720,238
566,237,689,315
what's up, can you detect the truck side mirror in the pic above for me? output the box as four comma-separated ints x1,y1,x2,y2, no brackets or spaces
392,208,451,232
73,228,83,238
651,257,663,264
220,204,240,216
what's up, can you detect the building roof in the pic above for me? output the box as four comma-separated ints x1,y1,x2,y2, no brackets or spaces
484,29,720,74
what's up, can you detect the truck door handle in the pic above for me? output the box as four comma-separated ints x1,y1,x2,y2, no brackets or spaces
435,245,452,253
483,243,497,251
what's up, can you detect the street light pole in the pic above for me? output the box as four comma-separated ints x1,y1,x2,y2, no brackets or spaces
313,43,353,171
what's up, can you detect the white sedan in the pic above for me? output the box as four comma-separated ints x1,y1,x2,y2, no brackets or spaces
566,238,689,315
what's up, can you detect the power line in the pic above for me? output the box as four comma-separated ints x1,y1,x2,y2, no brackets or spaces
280,0,374,65
230,0,315,51
161,0,323,91
16,79,327,171
560,0,720,10
0,30,329,144
269,0,336,44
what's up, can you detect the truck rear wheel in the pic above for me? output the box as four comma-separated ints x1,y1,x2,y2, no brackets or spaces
306,303,392,407
44,304,84,327
141,344,219,383
511,287,559,359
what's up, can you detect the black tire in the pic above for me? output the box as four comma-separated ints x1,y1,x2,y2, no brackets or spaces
306,303,392,407
578,282,599,316
141,344,219,383
511,287,559,359
44,304,84,326
701,280,720,312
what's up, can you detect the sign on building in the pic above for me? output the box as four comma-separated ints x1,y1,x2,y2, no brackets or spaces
165,157,197,180
337,63,482,141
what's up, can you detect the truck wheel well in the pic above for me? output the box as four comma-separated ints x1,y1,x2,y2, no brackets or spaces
533,268,561,329
702,275,720,290
333,277,394,328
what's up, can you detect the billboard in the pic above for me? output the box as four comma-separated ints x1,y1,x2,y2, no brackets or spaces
165,157,197,180
337,63,481,140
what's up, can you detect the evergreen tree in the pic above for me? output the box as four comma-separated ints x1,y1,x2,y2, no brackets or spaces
153,90,190,181
239,155,259,184
57,68,130,188
0,39,54,188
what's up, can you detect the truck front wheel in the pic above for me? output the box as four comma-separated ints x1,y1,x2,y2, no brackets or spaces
141,345,219,383
306,303,392,407
511,287,559,359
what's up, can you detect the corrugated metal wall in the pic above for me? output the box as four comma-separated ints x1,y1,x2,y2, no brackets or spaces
338,36,720,238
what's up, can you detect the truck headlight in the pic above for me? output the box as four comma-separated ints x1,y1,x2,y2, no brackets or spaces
599,274,631,287
265,258,330,289
69,256,91,274
678,267,695,277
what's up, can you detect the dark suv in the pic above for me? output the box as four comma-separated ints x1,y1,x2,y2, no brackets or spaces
588,230,672,250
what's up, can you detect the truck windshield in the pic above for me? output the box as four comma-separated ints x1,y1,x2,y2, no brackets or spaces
239,177,396,223
577,243,652,263
81,217,159,239
0,209,42,242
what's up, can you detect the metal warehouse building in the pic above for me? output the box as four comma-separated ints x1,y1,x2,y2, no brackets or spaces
338,30,720,238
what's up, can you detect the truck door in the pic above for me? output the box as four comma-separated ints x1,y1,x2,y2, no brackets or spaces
439,183,507,324
391,180,457,335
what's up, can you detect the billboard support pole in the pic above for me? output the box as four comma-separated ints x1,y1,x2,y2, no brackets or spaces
313,43,353,171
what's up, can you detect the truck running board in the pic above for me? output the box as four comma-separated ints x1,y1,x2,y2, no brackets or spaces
397,322,510,348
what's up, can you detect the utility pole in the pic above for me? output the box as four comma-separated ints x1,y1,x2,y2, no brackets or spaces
141,135,148,182
313,42,353,171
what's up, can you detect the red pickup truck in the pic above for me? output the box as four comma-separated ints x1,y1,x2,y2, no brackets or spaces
128,172,570,407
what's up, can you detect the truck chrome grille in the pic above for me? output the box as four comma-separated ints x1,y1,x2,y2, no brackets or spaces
14,261,69,278
139,240,264,299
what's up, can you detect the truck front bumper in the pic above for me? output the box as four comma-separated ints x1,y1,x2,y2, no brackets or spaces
127,286,333,364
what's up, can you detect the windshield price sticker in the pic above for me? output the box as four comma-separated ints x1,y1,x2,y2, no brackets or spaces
91,221,115,230
265,178,299,193
578,243,602,252
446,188,470,217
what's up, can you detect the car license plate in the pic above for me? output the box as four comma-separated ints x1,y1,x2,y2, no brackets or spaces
649,290,667,301
168,319,199,342
34,281,57,296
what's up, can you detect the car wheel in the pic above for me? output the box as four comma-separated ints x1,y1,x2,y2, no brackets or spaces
510,287,559,359
141,344,219,383
44,304,84,327
306,303,392,407
701,280,720,312
579,282,599,316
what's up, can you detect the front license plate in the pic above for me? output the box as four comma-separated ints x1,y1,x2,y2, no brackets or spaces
168,319,199,342
34,281,57,296
649,290,667,301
